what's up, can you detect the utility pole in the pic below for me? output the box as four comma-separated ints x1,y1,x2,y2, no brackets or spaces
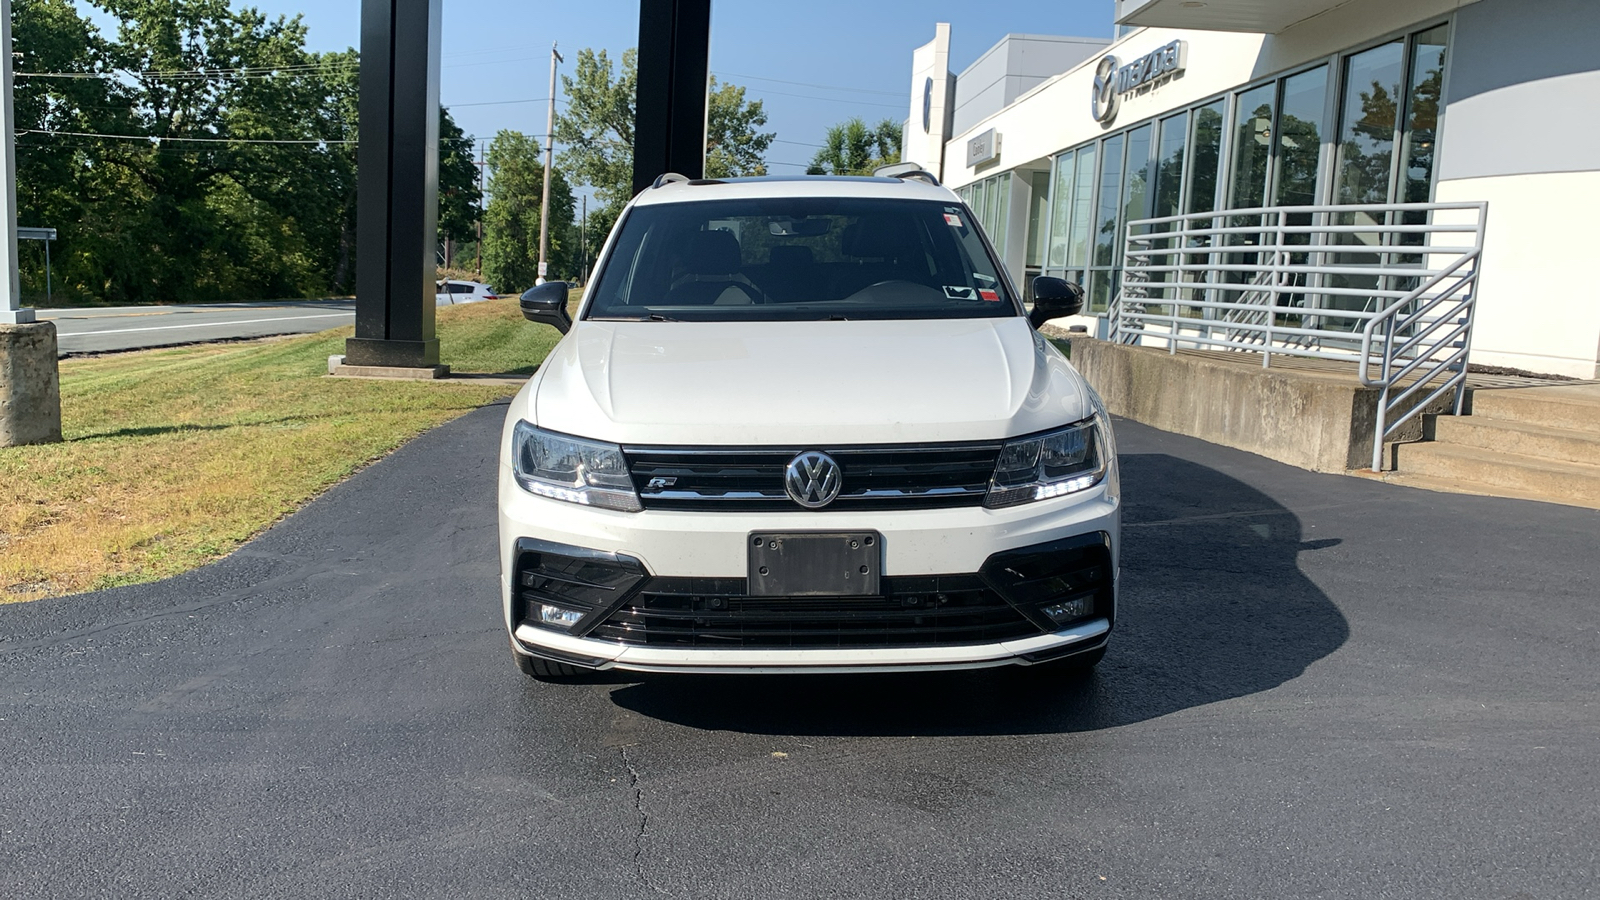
580,195,587,285
536,42,562,285
0,0,62,446
475,138,486,280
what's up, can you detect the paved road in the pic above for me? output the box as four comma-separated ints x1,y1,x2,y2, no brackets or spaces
40,300,355,355
1,410,1596,899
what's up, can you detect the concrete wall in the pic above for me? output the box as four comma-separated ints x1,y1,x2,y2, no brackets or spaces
1067,337,1437,473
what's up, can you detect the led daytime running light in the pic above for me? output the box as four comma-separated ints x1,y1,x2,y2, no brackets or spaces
984,417,1107,508
512,421,643,513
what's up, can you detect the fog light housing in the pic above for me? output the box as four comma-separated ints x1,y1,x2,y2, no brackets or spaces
1040,595,1095,625
538,603,586,630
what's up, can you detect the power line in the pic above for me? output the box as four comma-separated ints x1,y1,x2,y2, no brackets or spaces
20,128,354,145
445,97,567,108
17,62,353,81
743,87,906,111
714,71,903,98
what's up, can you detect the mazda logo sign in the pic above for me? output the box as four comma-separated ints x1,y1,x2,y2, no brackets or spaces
1092,54,1119,124
785,451,842,509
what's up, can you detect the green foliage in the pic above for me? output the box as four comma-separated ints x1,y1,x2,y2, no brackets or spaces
806,117,903,176
482,130,576,294
437,109,481,244
555,49,773,240
704,76,774,179
11,0,477,306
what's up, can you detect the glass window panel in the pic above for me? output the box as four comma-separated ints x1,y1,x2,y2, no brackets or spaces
1228,83,1275,209
1068,145,1097,267
1154,112,1187,221
1122,124,1154,233
1400,25,1448,205
1027,171,1051,268
1094,134,1125,268
1273,65,1327,206
1046,151,1076,269
1187,101,1224,215
1333,40,1404,205
991,175,1011,254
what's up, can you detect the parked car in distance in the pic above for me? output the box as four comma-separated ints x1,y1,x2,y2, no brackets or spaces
435,280,499,305
499,170,1115,681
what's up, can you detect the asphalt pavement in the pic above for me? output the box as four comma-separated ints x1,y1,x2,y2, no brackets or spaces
40,300,356,355
1,409,1596,899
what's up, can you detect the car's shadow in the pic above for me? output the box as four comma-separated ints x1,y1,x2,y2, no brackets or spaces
605,453,1350,736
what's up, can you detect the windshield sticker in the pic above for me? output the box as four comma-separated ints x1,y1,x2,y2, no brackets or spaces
943,285,977,300
979,289,1001,302
943,213,964,228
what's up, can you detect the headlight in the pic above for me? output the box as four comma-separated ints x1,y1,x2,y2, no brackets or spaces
984,416,1107,508
511,421,642,512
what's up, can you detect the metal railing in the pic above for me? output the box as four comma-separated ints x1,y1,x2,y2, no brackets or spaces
1108,201,1488,472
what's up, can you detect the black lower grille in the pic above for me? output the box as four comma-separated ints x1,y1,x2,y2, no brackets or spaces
586,574,1042,648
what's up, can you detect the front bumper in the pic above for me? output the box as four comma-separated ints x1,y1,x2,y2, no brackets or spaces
499,466,1119,673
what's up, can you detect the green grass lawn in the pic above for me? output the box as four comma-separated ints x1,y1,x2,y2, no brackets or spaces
0,298,561,602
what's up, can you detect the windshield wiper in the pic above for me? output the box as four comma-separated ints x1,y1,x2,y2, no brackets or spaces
591,314,682,322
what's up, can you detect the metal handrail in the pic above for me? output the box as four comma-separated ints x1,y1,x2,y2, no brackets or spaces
1108,201,1488,472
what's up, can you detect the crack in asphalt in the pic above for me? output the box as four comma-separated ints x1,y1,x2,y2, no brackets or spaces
621,746,667,895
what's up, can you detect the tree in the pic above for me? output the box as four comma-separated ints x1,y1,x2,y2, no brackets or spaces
14,0,364,304
806,118,902,176
482,130,575,294
553,48,635,242
437,108,481,248
555,49,773,239
704,76,774,179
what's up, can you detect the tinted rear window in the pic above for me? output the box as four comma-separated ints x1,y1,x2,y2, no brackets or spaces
584,197,1017,322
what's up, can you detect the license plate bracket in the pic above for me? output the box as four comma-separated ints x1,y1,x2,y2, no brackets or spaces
748,532,881,597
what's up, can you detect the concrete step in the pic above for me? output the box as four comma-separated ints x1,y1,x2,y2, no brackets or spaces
1468,384,1600,434
1429,414,1600,466
1393,441,1600,508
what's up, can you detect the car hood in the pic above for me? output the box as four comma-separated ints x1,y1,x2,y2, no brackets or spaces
530,318,1093,446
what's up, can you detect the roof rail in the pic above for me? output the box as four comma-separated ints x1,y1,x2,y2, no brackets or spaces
650,173,728,189
872,162,941,186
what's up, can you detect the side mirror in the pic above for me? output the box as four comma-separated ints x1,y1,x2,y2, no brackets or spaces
1028,276,1085,329
520,282,573,334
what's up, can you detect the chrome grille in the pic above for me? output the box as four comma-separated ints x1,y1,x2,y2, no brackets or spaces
623,443,1002,511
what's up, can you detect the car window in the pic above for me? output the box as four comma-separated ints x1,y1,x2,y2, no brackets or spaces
448,283,475,294
584,197,1017,322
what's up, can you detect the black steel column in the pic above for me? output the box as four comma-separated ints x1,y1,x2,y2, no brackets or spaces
632,0,711,195
347,0,443,369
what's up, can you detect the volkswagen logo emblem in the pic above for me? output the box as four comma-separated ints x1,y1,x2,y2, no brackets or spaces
784,451,842,509
1091,54,1120,125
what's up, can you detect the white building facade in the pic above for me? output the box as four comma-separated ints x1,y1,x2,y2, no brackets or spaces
905,0,1600,378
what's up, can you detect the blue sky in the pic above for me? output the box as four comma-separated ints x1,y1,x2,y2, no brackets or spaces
188,0,1115,171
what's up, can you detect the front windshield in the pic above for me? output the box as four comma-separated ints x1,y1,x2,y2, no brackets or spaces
584,197,1018,322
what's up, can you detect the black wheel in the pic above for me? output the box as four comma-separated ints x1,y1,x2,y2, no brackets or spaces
1028,644,1106,676
511,644,587,681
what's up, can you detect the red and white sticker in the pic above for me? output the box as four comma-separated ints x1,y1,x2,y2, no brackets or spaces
944,213,964,228
979,289,1001,302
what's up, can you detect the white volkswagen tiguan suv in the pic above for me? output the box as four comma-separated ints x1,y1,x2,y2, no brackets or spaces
498,171,1119,679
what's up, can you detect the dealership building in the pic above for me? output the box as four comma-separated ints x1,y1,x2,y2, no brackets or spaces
903,0,1600,378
